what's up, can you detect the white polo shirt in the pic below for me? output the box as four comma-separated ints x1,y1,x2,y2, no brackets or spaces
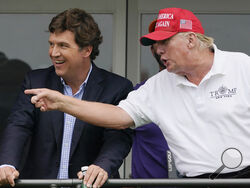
119,45,250,177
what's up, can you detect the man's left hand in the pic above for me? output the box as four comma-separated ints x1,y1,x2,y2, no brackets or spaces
77,164,108,188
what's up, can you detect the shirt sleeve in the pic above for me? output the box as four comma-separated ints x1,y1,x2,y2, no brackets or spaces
0,164,16,169
118,81,153,128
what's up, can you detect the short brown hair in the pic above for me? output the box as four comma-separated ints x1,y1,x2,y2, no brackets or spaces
49,8,103,60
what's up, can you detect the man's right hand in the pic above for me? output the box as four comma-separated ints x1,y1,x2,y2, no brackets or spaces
0,166,19,187
24,88,63,112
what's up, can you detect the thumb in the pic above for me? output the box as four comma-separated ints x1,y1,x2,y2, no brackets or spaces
77,171,84,179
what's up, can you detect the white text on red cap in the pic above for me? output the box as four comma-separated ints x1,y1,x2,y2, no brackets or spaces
156,21,170,28
156,13,174,29
157,13,174,20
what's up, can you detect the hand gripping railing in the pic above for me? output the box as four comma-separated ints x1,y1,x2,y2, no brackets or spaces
14,178,250,187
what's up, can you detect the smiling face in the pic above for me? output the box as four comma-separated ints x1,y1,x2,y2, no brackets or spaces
48,30,91,82
153,33,191,76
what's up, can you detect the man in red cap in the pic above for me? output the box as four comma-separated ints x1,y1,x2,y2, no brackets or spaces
25,7,250,181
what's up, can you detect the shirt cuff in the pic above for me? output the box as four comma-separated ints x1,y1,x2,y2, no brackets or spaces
0,164,16,170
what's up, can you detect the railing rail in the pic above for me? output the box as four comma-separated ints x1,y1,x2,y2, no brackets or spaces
14,178,250,187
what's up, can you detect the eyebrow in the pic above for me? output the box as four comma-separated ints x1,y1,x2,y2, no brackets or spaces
48,41,70,46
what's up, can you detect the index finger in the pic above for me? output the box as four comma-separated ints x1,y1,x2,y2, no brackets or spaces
84,167,94,186
24,88,43,95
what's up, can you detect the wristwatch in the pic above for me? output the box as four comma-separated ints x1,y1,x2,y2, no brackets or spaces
81,166,88,176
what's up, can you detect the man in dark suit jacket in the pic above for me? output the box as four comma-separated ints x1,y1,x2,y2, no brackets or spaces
0,8,133,188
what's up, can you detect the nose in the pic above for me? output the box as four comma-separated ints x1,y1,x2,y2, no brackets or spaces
50,45,60,57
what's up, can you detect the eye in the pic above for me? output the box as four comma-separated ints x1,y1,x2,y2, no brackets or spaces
59,43,69,48
48,42,54,48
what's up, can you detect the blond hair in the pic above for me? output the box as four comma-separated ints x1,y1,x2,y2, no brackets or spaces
178,32,214,50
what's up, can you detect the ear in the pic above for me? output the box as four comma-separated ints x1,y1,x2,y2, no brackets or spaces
81,46,93,58
186,32,197,49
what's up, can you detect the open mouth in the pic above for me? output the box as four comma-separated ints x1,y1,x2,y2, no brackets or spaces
54,60,65,64
162,59,169,67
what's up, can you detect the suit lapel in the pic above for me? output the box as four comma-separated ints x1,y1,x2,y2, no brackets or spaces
70,63,104,159
49,70,65,151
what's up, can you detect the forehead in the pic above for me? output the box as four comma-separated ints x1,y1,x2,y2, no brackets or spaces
49,30,75,43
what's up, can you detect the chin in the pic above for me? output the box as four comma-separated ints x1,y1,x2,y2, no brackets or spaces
55,69,64,77
166,67,174,73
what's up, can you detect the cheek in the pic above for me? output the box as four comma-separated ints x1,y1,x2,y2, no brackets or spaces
48,49,52,57
169,46,182,58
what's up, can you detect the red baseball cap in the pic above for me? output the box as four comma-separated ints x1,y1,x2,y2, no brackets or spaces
140,8,204,46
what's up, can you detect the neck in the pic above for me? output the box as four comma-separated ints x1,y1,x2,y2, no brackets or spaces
66,78,86,94
184,48,214,86
64,63,91,94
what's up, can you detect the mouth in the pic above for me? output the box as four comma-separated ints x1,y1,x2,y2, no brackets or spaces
162,59,169,66
53,59,65,65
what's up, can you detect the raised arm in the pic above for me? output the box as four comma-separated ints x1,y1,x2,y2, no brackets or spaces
24,88,134,129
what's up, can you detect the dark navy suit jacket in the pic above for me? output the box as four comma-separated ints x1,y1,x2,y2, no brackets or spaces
0,63,133,179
